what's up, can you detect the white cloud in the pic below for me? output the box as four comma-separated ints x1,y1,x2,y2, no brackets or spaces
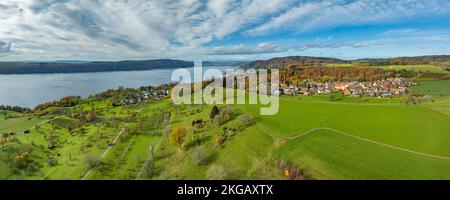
0,0,449,60
205,42,282,55
0,0,292,60
247,0,450,36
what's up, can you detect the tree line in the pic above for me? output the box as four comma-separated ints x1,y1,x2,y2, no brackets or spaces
280,67,396,84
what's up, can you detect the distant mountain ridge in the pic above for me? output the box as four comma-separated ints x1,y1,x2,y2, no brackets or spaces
0,59,244,74
240,55,450,69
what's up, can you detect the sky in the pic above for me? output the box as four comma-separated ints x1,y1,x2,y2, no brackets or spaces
1,0,450,61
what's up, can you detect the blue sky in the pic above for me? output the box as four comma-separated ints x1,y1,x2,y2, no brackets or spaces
1,0,450,61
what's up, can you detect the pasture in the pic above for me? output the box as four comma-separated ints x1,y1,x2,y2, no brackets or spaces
374,65,447,73
327,64,448,73
274,129,450,179
2,78,450,180
242,96,450,157
0,116,44,133
411,79,450,97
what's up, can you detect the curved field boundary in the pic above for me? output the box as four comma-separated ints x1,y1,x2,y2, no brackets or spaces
283,127,450,161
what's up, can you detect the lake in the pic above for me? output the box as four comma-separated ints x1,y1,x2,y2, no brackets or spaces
0,66,234,108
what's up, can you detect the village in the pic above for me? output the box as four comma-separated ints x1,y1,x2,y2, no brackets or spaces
280,78,417,98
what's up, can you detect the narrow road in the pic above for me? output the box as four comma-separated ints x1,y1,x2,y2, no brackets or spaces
81,124,129,180
284,127,450,161
30,116,63,130
81,109,143,180
0,116,63,150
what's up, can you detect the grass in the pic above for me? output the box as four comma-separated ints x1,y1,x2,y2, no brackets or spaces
411,79,450,97
2,78,450,180
0,110,23,120
275,129,450,179
242,96,450,157
327,64,448,73
0,116,44,133
374,65,447,73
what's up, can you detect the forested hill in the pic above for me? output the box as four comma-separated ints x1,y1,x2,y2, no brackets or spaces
0,59,194,74
0,59,248,74
240,56,348,69
240,55,450,69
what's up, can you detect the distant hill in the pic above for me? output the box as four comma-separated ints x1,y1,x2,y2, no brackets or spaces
0,59,244,74
353,55,450,66
240,56,348,69
240,55,450,69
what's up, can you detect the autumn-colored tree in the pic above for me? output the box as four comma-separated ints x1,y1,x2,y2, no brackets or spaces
14,152,30,168
169,125,187,150
0,138,7,147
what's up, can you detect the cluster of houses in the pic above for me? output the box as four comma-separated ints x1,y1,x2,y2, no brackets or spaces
116,87,170,106
280,78,417,98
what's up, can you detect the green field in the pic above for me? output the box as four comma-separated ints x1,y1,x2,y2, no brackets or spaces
374,65,447,73
242,96,450,156
411,79,450,97
2,78,450,180
327,64,448,73
0,116,44,133
275,129,450,179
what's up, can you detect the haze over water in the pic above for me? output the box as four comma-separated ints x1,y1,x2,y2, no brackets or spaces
0,66,232,108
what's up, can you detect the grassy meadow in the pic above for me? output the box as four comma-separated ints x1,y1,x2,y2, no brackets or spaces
1,77,450,180
327,64,448,74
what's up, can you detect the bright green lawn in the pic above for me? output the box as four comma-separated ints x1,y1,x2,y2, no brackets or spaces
241,96,450,157
0,116,44,133
275,129,450,180
326,64,447,73
0,110,23,120
374,65,447,73
0,151,12,179
411,79,450,97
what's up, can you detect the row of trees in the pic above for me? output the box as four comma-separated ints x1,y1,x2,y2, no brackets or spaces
0,105,32,114
33,96,82,114
280,67,396,84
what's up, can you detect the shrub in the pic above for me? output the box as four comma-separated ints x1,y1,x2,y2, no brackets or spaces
142,156,154,178
239,114,255,126
213,114,225,126
276,160,312,180
210,106,220,119
213,134,226,147
189,146,211,165
48,158,58,167
222,106,235,117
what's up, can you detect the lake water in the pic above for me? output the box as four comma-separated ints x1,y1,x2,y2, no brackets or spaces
0,66,233,108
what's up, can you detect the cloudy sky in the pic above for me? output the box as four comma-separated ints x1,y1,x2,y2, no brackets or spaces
1,0,450,61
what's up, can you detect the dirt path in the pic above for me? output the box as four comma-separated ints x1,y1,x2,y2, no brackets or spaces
283,127,450,161
81,124,129,180
81,109,144,180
